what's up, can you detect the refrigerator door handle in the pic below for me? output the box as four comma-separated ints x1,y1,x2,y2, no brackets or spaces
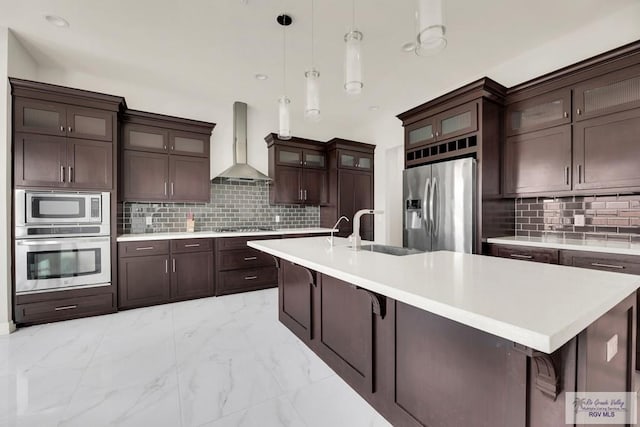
423,178,431,233
430,178,437,235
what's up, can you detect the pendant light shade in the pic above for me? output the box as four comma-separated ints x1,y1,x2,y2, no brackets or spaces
344,30,363,95
304,69,321,121
415,0,446,56
278,95,292,139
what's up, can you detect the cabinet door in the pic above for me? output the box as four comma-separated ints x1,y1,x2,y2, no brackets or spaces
169,156,210,202
14,133,67,188
406,117,437,149
122,150,169,201
302,168,326,205
574,108,640,191
353,172,374,241
67,140,113,190
118,255,170,309
279,261,314,342
504,125,572,195
271,165,302,204
338,150,373,171
302,149,326,169
506,89,571,136
171,252,214,300
123,124,169,153
14,98,67,136
436,102,478,140
66,107,113,142
169,130,209,157
574,65,640,121
337,170,356,237
489,244,559,264
275,146,303,166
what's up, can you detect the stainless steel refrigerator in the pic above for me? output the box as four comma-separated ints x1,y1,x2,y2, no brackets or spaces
403,157,476,253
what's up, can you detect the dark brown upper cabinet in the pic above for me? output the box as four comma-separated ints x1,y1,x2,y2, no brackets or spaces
403,101,478,151
504,126,572,195
506,89,571,136
10,78,124,191
266,134,328,206
338,149,373,171
121,110,215,203
574,64,640,121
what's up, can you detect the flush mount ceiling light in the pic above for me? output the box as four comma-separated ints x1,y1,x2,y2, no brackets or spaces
44,15,69,28
368,105,380,111
415,0,447,56
344,0,363,95
304,0,321,122
277,13,292,140
254,73,268,81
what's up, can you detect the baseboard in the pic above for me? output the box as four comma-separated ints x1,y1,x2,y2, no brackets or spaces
0,320,16,335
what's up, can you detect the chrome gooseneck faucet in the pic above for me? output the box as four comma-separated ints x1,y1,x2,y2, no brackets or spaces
351,209,383,250
328,216,350,247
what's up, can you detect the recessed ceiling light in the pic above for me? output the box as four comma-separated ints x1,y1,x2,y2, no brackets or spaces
254,74,269,81
45,15,70,28
401,41,416,52
369,106,380,111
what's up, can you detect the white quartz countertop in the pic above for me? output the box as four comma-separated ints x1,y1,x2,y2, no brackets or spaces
487,236,640,256
116,228,334,242
248,237,640,354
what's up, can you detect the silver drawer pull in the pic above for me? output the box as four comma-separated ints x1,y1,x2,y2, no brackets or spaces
244,256,257,261
244,276,258,280
136,246,155,251
591,262,625,270
184,244,200,248
55,305,77,311
510,254,533,260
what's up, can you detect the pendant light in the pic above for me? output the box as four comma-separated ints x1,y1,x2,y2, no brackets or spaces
277,13,292,140
415,0,447,56
304,0,320,121
344,0,363,95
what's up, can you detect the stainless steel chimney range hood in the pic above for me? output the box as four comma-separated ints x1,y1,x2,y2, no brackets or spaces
214,102,272,182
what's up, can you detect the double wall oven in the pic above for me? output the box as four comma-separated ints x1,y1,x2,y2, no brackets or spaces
14,190,111,295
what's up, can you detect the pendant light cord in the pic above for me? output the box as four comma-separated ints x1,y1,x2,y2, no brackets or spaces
352,0,355,29
311,0,315,68
282,14,286,94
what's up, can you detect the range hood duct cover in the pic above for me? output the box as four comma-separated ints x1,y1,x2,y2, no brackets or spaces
215,102,272,182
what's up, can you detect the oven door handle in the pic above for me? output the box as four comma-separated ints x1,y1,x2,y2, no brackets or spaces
16,237,110,246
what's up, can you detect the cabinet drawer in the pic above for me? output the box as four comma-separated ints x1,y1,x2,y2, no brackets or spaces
216,235,280,251
119,240,169,257
216,248,275,271
15,293,114,325
560,250,640,275
171,238,213,254
489,244,559,264
217,266,278,295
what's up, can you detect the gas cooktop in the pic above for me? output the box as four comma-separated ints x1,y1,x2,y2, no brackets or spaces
213,227,277,233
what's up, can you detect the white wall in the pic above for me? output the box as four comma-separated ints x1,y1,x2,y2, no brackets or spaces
0,29,38,335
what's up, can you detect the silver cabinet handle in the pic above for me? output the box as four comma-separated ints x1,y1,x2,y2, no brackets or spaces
244,256,257,261
184,243,200,248
165,259,168,273
565,166,570,186
68,166,73,183
60,125,65,132
577,164,582,184
164,182,167,196
510,254,533,259
164,145,167,150
435,131,440,137
591,262,625,270
304,189,307,200
136,246,155,251
55,305,77,311
299,189,303,200
171,182,174,196
577,108,582,115
172,258,176,272
61,166,65,183
563,111,568,118
171,145,174,151
68,126,73,133
244,276,258,280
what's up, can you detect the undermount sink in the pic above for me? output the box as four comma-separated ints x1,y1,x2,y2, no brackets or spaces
351,244,424,256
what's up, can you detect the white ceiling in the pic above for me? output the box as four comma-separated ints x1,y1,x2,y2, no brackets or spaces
2,0,640,141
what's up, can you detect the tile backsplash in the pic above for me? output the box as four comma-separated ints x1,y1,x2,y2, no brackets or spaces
515,194,640,242
119,178,320,234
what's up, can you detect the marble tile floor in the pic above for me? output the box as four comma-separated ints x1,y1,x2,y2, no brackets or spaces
0,288,391,427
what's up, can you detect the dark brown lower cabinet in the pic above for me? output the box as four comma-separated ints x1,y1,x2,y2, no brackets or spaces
489,244,559,264
119,254,171,308
171,251,214,299
276,259,637,427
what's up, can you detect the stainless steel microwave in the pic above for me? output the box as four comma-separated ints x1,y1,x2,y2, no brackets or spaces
15,190,110,238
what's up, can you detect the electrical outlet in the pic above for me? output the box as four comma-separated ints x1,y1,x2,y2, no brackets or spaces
606,334,618,362
275,215,281,223
574,214,585,227
146,216,153,226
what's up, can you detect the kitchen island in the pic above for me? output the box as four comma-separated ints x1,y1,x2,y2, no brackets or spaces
248,236,640,427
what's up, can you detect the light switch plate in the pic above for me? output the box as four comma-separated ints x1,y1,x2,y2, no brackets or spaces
146,216,153,226
574,214,585,227
275,215,281,223
606,334,618,362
